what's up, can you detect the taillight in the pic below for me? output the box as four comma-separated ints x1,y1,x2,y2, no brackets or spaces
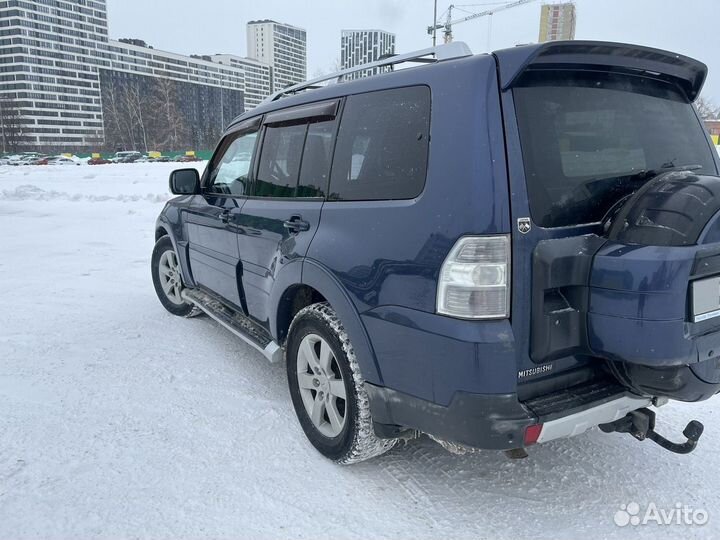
437,235,511,319
524,424,543,446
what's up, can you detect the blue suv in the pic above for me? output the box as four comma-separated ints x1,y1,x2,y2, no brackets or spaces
153,41,720,463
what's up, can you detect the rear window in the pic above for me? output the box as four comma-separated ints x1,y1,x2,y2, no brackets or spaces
514,71,717,228
329,86,431,201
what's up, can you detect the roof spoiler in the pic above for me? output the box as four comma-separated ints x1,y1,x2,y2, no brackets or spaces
495,41,707,102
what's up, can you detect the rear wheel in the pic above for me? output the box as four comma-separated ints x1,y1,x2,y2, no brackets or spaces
151,236,195,317
286,303,397,464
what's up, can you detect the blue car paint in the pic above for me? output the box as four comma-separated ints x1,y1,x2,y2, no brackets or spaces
155,40,720,448
185,195,246,310
299,54,524,403
235,197,324,325
499,85,606,386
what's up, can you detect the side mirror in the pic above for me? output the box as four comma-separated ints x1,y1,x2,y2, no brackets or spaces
169,168,201,195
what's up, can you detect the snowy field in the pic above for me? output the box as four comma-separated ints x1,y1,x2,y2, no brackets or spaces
1,163,720,540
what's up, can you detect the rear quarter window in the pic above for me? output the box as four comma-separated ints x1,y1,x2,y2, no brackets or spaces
329,86,431,201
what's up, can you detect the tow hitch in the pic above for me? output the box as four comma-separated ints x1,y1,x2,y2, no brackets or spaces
599,408,704,455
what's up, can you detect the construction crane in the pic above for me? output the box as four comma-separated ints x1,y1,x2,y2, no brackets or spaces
429,0,538,45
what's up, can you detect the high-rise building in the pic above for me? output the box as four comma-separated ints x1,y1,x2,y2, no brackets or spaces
211,55,273,110
97,41,247,150
538,2,577,42
0,1,285,150
247,20,307,93
340,30,396,79
0,0,110,148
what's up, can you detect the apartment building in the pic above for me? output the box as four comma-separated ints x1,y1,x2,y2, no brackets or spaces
539,2,577,42
96,40,247,150
0,3,302,149
247,19,306,93
211,54,272,110
340,29,395,78
0,0,110,148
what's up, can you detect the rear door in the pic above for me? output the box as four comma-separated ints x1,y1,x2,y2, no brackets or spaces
237,100,340,327
497,44,718,395
184,118,260,310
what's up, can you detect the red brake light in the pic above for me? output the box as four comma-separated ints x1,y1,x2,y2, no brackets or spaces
524,424,544,446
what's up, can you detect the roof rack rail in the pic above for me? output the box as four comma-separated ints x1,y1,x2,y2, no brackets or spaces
264,41,473,103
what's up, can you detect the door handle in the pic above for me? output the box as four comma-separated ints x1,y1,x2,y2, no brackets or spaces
283,216,310,233
219,210,231,224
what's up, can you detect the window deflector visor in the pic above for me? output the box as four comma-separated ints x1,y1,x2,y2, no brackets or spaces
264,100,340,127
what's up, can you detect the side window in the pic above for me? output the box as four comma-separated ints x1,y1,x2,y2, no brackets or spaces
329,86,431,201
297,120,336,198
254,123,307,198
208,129,258,196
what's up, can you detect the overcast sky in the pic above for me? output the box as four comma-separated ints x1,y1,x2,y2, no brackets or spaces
107,0,720,101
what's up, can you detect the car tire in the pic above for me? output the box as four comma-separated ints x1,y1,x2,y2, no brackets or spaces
286,302,397,464
151,236,196,317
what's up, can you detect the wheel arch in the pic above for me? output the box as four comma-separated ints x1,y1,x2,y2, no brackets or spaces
155,225,169,241
154,216,195,287
272,259,384,386
274,283,328,343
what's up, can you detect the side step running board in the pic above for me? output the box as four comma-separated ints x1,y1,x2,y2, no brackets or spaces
181,289,283,364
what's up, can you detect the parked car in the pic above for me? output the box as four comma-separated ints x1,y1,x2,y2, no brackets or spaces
26,156,49,165
9,154,42,166
152,41,719,464
134,154,171,163
88,157,112,165
5,154,24,165
110,151,142,163
173,154,201,163
46,155,81,166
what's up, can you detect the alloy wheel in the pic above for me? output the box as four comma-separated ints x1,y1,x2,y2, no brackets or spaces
158,249,184,305
296,333,347,438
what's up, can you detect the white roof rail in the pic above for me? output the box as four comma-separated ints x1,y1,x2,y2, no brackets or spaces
263,41,473,103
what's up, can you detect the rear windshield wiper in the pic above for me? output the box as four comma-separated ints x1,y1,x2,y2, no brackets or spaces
585,164,704,196
548,164,706,225
629,163,703,182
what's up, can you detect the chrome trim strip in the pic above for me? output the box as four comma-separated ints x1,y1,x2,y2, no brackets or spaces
694,308,720,323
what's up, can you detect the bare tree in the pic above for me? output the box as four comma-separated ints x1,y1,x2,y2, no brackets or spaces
101,71,242,153
122,81,148,152
0,94,26,153
149,77,187,150
696,96,720,120
102,81,131,150
311,58,342,80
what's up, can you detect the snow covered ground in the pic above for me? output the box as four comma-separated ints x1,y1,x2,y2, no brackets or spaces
1,163,719,539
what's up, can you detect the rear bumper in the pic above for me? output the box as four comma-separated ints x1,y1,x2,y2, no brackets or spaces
367,381,650,450
537,395,651,444
367,384,535,450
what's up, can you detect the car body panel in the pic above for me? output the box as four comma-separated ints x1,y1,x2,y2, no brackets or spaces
184,195,246,310
154,41,720,449
238,198,324,327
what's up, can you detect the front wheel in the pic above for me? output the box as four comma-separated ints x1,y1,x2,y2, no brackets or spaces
286,303,397,464
151,236,195,317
